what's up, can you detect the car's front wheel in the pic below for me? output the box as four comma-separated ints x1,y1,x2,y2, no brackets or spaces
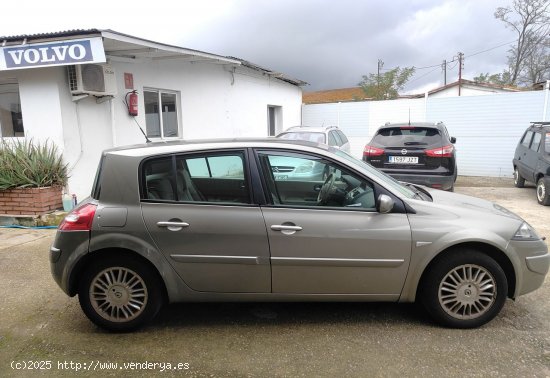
514,167,525,188
420,250,507,328
78,255,164,332
536,177,550,205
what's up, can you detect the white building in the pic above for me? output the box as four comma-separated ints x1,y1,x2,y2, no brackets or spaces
0,29,305,199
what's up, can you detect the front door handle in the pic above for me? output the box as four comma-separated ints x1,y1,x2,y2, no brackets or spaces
157,221,190,232
271,224,303,235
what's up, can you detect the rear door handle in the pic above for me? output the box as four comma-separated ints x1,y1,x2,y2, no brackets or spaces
157,221,190,231
271,225,303,235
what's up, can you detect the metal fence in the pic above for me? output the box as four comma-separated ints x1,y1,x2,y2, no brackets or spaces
302,89,550,177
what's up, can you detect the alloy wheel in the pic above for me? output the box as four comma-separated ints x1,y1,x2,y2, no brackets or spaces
537,179,546,202
438,264,496,320
89,267,148,322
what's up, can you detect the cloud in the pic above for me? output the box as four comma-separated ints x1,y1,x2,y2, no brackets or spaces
2,0,516,93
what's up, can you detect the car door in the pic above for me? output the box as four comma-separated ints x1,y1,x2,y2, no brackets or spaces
524,131,542,181
140,151,271,293
256,150,412,297
516,130,534,180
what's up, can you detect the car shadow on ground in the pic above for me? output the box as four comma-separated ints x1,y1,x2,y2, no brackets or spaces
149,301,431,329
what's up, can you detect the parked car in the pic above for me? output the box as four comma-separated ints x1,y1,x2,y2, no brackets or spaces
513,122,550,205
363,122,457,191
51,139,549,331
277,125,351,153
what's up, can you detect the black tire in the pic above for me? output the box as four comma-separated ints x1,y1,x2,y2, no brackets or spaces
78,255,164,332
514,167,525,188
536,177,550,206
420,250,507,329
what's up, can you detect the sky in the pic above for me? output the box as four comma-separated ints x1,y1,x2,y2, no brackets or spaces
2,0,517,93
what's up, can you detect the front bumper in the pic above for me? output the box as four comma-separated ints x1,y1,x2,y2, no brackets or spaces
507,239,549,297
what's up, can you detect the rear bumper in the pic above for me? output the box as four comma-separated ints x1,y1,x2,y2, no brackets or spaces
385,172,456,190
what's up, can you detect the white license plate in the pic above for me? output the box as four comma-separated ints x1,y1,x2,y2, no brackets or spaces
389,156,418,164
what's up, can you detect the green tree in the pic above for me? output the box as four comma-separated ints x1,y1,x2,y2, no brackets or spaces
359,61,415,100
473,71,512,86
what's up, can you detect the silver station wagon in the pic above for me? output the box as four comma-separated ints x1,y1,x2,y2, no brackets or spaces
50,139,549,331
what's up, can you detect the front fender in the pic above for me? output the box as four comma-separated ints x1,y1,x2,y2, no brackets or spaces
398,228,517,302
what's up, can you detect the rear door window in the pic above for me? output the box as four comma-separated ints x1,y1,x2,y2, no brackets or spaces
142,152,250,204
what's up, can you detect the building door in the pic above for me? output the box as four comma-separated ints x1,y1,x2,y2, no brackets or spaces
267,105,282,136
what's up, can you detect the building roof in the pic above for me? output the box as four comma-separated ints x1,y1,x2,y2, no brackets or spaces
303,87,370,104
0,29,307,86
408,79,519,98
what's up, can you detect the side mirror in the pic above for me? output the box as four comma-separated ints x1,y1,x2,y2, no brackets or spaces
450,136,456,144
377,194,394,214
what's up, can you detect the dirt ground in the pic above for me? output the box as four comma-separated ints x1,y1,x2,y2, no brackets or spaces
0,181,548,377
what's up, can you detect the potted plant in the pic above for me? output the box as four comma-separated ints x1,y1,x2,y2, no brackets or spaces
0,139,68,216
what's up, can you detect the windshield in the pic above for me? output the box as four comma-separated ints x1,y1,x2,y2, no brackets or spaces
278,132,326,144
334,149,417,199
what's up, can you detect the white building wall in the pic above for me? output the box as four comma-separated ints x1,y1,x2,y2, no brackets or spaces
2,60,302,200
5,68,66,148
302,90,550,177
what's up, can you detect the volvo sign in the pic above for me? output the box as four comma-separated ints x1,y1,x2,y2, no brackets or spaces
0,37,105,70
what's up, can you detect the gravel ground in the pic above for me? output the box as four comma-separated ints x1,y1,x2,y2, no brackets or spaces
0,182,548,377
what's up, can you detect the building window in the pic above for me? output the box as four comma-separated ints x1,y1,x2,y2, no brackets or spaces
144,89,179,139
0,80,24,137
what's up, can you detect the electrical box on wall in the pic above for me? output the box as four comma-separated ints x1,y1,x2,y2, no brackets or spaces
67,64,117,97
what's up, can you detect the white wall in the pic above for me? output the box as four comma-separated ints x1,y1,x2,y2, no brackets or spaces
302,90,550,177
2,59,303,200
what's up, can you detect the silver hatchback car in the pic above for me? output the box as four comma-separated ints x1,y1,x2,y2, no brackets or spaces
51,139,549,331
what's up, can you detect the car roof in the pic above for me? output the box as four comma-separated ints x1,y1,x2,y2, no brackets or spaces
103,138,331,158
281,125,340,133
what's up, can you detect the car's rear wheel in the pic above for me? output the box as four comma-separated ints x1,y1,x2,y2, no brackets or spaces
420,250,507,328
78,256,163,332
514,167,525,188
536,177,550,205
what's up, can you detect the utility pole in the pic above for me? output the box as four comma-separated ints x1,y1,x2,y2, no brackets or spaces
457,52,464,96
442,60,447,85
377,59,382,85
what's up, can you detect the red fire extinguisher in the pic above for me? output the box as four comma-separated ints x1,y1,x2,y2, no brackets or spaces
127,91,138,116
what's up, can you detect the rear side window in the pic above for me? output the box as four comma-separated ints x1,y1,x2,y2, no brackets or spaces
328,131,339,146
521,130,533,147
337,130,349,144
546,132,550,153
373,127,441,146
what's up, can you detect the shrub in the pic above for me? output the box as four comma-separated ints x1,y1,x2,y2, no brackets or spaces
0,139,68,190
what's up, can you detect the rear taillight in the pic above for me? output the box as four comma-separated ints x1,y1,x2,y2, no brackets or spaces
363,145,385,157
58,203,97,231
425,144,454,158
